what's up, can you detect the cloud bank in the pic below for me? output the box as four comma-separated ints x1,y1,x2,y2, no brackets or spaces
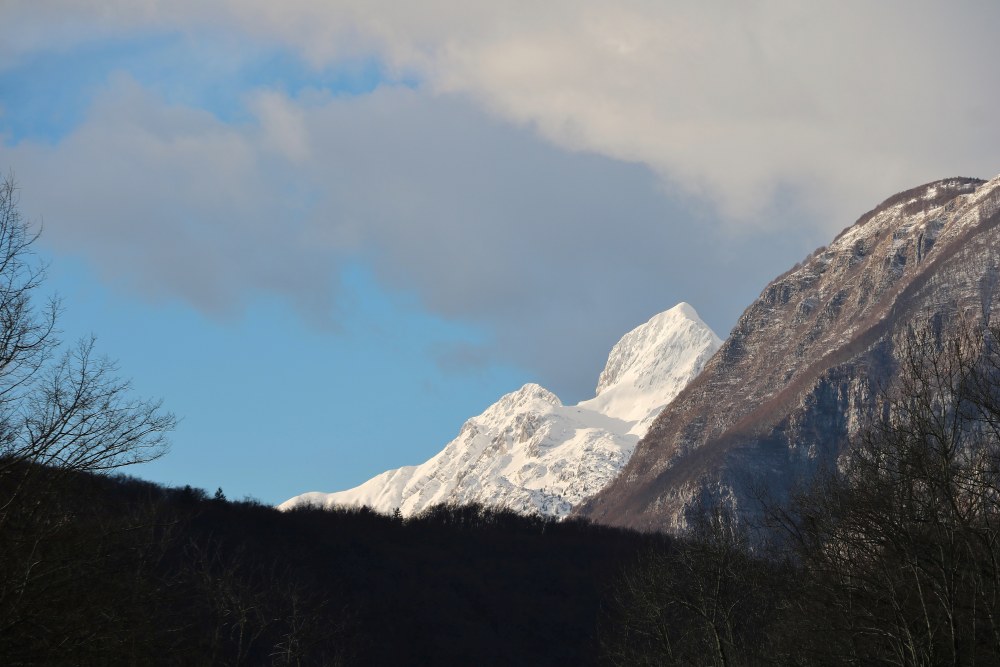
2,1,998,397
5,1,998,221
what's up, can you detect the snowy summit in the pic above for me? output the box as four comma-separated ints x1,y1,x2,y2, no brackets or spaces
279,303,722,518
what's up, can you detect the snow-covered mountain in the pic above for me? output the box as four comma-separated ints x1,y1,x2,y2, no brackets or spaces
279,303,722,518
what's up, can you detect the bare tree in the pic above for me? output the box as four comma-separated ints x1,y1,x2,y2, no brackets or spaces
608,316,1000,665
0,174,175,660
0,174,172,493
603,504,778,666
772,316,1000,665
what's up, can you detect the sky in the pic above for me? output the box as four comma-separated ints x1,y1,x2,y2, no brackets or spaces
1,1,998,504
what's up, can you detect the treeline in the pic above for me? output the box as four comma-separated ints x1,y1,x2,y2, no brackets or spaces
13,330,1000,667
0,468,671,665
13,384,1000,667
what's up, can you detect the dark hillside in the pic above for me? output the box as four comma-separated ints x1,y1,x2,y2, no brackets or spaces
0,466,667,665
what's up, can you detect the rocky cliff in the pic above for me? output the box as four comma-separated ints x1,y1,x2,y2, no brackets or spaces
578,175,1000,531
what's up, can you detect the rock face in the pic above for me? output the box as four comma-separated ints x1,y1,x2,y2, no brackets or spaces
280,304,721,518
578,175,1000,532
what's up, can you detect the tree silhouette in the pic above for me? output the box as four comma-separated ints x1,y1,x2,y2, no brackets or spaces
0,174,176,661
771,317,1000,664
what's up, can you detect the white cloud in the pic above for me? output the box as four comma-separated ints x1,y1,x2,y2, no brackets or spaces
3,1,998,229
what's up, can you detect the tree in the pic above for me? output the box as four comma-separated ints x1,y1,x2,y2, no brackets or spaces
772,317,1000,665
602,504,779,666
605,316,1000,665
0,175,173,487
0,174,176,660
3,176,173,457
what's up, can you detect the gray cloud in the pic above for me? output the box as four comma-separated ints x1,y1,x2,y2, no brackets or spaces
4,77,344,320
2,78,825,399
3,1,998,226
3,2,999,398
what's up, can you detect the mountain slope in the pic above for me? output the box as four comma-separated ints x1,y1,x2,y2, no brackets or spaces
578,175,1000,531
280,303,721,517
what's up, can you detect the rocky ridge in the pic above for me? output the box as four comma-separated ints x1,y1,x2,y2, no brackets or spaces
578,175,1000,531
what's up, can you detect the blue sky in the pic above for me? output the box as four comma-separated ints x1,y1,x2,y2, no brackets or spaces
2,2,998,504
44,254,528,501
1,35,391,142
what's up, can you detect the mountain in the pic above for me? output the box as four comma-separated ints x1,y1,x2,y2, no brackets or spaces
279,303,721,517
578,175,1000,531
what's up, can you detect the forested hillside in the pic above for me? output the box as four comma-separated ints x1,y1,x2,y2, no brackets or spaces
1,469,671,665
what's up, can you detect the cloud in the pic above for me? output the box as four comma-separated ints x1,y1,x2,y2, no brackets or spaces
3,74,811,398
3,76,341,318
3,1,999,228
431,341,494,376
2,2,999,397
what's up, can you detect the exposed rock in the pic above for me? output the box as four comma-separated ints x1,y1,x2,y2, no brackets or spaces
578,176,1000,532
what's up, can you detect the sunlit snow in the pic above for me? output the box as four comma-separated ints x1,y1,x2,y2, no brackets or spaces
279,303,722,518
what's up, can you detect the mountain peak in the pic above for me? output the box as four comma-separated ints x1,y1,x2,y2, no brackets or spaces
281,302,721,518
667,301,698,320
584,304,723,426
511,382,561,405
479,382,562,423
